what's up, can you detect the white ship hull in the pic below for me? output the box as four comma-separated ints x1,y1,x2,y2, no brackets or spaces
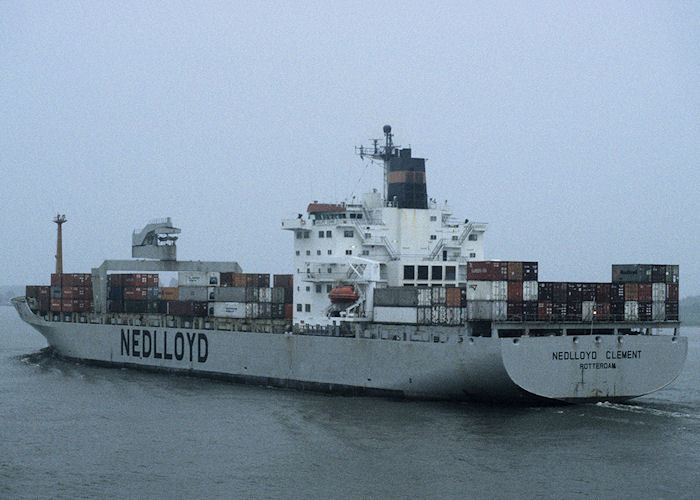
13,298,687,403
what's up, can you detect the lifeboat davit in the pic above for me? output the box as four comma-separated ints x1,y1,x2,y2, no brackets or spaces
328,286,359,304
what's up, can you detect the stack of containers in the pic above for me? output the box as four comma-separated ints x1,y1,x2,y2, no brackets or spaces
612,264,679,322
273,274,294,319
505,261,538,321
466,261,508,321
108,273,160,314
373,286,464,325
25,285,51,312
206,272,286,320
50,273,93,312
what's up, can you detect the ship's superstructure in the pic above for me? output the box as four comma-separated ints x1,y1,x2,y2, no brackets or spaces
13,126,687,404
282,125,486,326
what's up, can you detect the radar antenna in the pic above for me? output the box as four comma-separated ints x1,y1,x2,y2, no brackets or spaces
355,125,399,206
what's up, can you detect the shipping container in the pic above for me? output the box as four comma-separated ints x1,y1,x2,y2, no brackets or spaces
537,302,553,321
566,302,582,322
652,265,666,283
246,303,260,319
61,273,92,287
273,274,294,289
612,264,652,283
210,301,247,319
178,271,208,287
124,287,148,300
51,273,62,287
581,283,596,302
652,283,666,302
178,286,208,301
147,300,166,314
652,302,665,321
374,306,418,324
507,261,523,281
507,302,523,321
638,302,652,321
147,287,162,301
624,301,639,321
445,287,461,307
582,301,595,322
220,272,234,287
51,286,62,299
665,302,679,321
417,306,432,325
522,262,538,281
192,301,208,317
161,287,178,300
594,302,610,321
374,287,419,307
596,283,611,303
611,283,626,303
431,306,447,325
417,288,431,306
624,283,639,301
272,287,285,304
566,283,582,303
50,298,62,311
466,261,508,281
431,287,446,305
507,281,523,302
610,302,625,321
258,287,273,303
665,265,679,284
207,272,220,285
167,300,193,316
523,281,538,302
245,287,259,303
552,283,567,303
638,283,652,302
552,303,566,321
523,301,538,321
124,300,148,313
446,307,461,325
467,301,492,320
538,282,553,302
666,283,679,302
284,303,293,319
211,286,244,302
38,296,51,312
108,286,123,300
61,299,77,312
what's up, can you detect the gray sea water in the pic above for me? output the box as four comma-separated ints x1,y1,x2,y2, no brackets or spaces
1,305,699,499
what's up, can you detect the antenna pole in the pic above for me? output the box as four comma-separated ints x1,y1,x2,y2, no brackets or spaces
354,125,398,207
53,214,67,275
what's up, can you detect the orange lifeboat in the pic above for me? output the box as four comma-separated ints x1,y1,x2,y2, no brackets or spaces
328,286,359,304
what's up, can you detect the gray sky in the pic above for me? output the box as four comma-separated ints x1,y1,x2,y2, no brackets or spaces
2,2,698,296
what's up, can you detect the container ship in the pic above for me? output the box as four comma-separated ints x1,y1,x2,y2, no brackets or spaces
13,126,686,403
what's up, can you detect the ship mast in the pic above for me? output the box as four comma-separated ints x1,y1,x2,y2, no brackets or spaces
53,214,67,275
355,124,398,206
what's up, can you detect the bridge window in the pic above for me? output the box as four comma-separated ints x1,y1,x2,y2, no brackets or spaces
305,304,311,312
417,266,429,280
430,235,437,240
326,231,332,237
468,234,478,241
432,266,443,280
403,265,415,280
446,266,456,280
316,284,322,293
344,230,354,238
345,249,352,255
318,231,324,238
297,303,302,312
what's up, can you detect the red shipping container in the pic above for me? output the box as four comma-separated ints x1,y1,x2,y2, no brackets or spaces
61,299,77,312
284,303,294,319
38,286,50,297
273,274,294,288
50,299,62,311
596,283,611,303
123,287,148,300
537,302,553,321
507,262,523,281
666,283,679,302
624,283,639,301
38,296,50,311
507,281,523,302
638,283,652,302
51,273,62,286
76,300,93,312
507,302,523,321
581,283,596,301
61,286,79,299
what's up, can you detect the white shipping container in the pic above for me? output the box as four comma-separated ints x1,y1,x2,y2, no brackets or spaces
523,281,538,301
624,301,639,321
207,286,217,301
582,301,595,322
652,283,666,301
178,271,207,286
246,303,259,319
431,287,446,305
467,301,493,320
493,301,507,321
492,282,507,301
466,281,492,301
373,306,418,324
652,301,665,321
178,286,208,301
207,272,220,286
210,302,246,318
258,287,272,303
446,307,461,325
417,307,432,324
417,288,431,306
